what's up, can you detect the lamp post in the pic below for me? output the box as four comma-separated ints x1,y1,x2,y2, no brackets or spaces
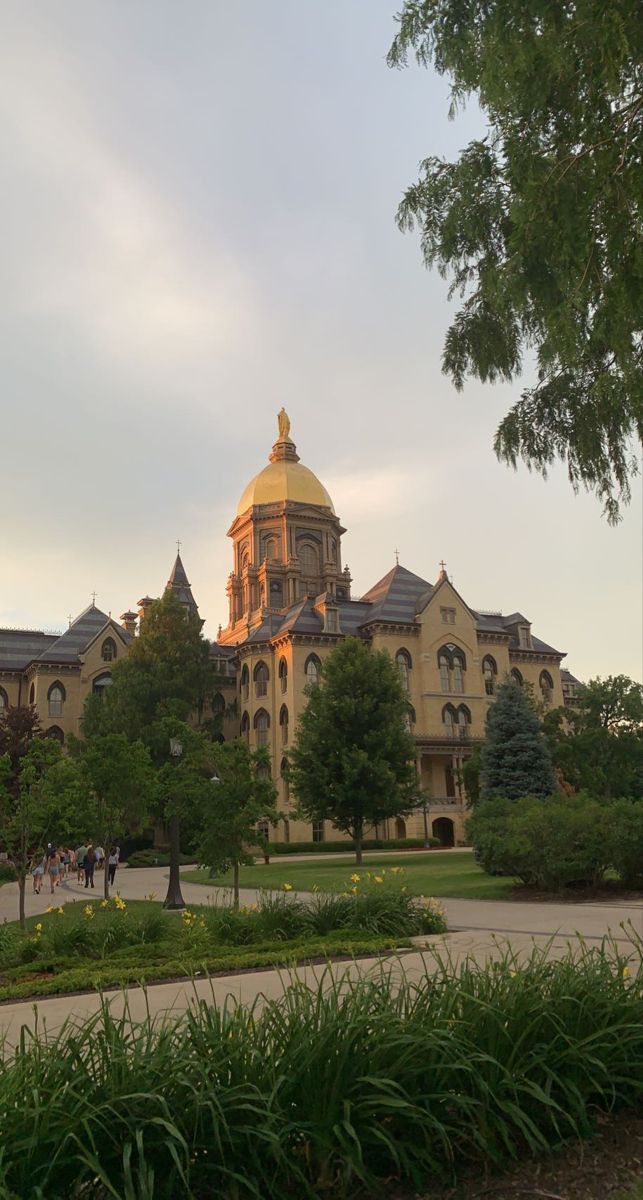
208,772,220,878
164,737,186,910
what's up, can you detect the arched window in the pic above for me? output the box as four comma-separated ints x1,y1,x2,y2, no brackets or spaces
439,655,450,693
442,704,457,734
281,758,289,806
278,657,288,693
457,705,471,738
405,705,416,733
539,670,554,705
47,682,65,717
241,711,250,742
305,654,321,686
265,537,279,562
254,708,270,746
212,692,225,716
452,655,464,694
482,656,497,696
92,672,112,696
254,661,269,698
396,648,412,692
0,687,7,718
29,683,35,705
46,726,64,744
511,668,523,688
299,543,319,577
240,664,249,702
279,704,289,745
101,637,117,663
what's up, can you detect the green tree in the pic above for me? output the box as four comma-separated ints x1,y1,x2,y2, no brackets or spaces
480,680,556,801
0,707,83,926
546,675,643,799
199,740,278,909
81,590,222,907
388,1,642,522
69,734,154,898
288,638,417,864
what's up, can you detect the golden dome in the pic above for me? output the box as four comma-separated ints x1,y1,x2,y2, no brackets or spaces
236,412,335,515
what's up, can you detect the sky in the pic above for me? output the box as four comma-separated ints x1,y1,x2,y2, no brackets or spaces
1,0,641,683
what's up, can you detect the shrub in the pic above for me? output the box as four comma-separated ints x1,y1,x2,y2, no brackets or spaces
467,794,611,889
267,836,440,855
0,861,17,883
605,799,643,889
0,936,640,1198
127,849,192,868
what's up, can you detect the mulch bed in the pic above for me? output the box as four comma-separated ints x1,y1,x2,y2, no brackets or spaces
402,1112,643,1199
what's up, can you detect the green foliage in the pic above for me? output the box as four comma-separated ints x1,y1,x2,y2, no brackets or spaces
604,799,643,889
0,861,17,882
388,1,642,521
547,675,643,800
480,680,556,800
467,794,611,889
0,936,641,1197
127,849,193,868
288,638,417,859
198,739,278,902
267,836,440,854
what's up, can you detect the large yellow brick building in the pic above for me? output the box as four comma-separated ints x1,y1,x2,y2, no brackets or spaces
0,411,567,846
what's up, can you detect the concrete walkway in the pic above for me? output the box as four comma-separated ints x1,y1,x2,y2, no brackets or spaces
0,866,640,1047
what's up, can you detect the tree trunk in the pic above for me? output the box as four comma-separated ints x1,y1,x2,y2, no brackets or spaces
163,814,185,909
422,802,430,848
354,825,363,867
104,852,110,900
18,873,26,930
233,861,240,911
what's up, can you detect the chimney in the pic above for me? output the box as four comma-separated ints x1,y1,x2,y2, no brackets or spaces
120,610,138,636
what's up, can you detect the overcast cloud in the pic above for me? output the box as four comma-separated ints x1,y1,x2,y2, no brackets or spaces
1,0,641,682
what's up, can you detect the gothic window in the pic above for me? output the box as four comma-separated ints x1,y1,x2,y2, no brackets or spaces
47,682,65,717
511,668,523,688
299,542,319,577
312,820,325,844
256,818,270,842
482,655,497,696
281,758,289,806
212,692,225,715
278,657,288,693
92,672,112,696
442,704,457,734
539,670,554,705
396,648,412,692
305,654,321,686
279,704,289,745
101,637,117,662
254,660,269,698
241,664,250,701
240,547,250,573
254,708,270,746
241,711,250,742
46,726,64,743
452,656,464,693
457,705,471,737
405,705,416,732
439,655,450,693
0,687,7,717
29,683,35,705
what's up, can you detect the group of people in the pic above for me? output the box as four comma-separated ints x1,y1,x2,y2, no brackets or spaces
32,843,121,895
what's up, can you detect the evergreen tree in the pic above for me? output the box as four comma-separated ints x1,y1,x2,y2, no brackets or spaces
288,638,417,864
480,680,556,801
388,1,642,522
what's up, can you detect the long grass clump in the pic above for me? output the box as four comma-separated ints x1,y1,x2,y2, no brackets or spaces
0,932,641,1199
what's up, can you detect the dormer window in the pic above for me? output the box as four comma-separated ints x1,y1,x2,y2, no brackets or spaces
325,607,339,633
519,626,532,649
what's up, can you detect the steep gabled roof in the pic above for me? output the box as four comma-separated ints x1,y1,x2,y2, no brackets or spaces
38,605,121,663
359,564,432,625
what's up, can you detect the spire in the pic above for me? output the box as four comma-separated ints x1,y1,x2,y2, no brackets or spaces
437,560,448,582
166,551,199,616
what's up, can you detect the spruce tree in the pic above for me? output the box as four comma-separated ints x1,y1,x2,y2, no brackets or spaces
479,680,555,801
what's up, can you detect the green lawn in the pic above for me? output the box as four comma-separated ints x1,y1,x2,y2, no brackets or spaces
182,849,516,899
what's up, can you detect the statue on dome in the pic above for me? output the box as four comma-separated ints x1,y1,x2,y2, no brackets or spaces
277,407,291,440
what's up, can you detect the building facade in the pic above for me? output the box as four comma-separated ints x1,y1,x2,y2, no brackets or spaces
1,411,567,846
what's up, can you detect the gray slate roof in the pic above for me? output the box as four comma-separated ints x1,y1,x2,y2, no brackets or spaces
0,630,59,670
0,606,132,671
166,553,199,612
360,564,433,625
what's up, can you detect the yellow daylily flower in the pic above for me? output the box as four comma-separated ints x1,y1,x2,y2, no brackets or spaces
374,876,384,884
390,866,401,874
84,906,94,919
35,923,43,932
623,966,631,980
350,874,360,883
57,906,64,915
350,886,358,895
100,899,109,909
46,905,54,913
282,883,293,892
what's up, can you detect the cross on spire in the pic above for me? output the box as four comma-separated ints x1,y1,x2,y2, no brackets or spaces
176,538,182,553
394,548,400,566
91,591,97,606
439,560,446,571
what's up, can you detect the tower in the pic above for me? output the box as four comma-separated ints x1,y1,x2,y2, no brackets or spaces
219,412,351,644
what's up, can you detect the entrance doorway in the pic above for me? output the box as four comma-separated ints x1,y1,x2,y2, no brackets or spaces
395,817,407,840
432,817,455,847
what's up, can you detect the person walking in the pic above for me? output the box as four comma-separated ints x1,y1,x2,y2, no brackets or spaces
84,844,96,889
47,847,61,895
32,854,45,894
76,843,87,884
107,846,119,887
95,844,105,869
